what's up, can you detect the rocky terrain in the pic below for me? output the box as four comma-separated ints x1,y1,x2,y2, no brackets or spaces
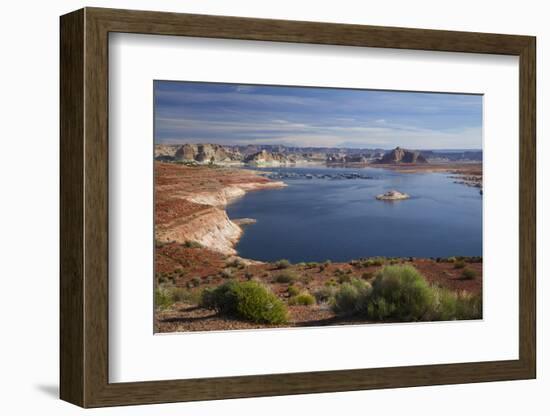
243,149,295,166
155,162,285,254
376,190,410,200
175,143,242,163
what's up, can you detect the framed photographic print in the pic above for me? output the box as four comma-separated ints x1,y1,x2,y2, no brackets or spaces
60,7,536,408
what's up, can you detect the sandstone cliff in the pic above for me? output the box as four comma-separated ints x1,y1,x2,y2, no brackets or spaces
155,163,285,255
244,149,294,166
378,147,428,164
174,143,241,163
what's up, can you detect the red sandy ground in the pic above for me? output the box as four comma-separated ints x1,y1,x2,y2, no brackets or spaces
155,162,276,226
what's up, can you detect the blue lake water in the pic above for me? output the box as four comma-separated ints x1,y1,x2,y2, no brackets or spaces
226,166,482,263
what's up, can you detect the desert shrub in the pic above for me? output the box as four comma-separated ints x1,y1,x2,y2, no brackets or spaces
288,292,316,306
200,285,232,311
219,268,233,279
313,286,337,303
182,240,203,249
169,287,202,304
461,268,476,280
287,285,300,297
157,272,173,285
201,281,288,324
454,292,482,319
432,289,482,321
274,259,291,269
362,257,385,267
274,270,298,284
365,265,436,321
324,278,339,287
332,279,373,316
337,273,353,284
319,260,332,271
186,277,201,288
154,288,173,310
301,275,313,285
361,272,374,280
226,258,245,269
155,240,167,249
305,262,318,269
453,259,466,269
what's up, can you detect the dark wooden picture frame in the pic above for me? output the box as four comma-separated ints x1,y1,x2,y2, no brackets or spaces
60,7,536,408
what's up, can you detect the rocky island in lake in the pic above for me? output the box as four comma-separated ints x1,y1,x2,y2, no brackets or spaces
376,190,410,200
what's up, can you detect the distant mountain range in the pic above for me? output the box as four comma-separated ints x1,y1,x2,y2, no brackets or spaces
155,143,482,165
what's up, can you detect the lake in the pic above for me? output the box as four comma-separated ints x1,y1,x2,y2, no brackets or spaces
226,166,482,263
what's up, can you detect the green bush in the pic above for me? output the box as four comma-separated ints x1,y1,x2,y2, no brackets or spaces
461,268,476,280
361,272,373,280
313,286,337,303
366,265,436,321
200,281,288,324
324,278,339,287
337,273,353,284
274,270,298,284
453,260,466,269
169,287,202,304
330,265,482,322
155,288,174,310
432,289,482,321
319,260,332,271
287,285,300,297
362,257,385,267
288,292,316,306
155,240,167,249
301,275,313,285
186,277,201,288
182,240,203,249
157,272,174,285
332,279,372,316
226,258,245,269
454,292,482,319
274,259,291,269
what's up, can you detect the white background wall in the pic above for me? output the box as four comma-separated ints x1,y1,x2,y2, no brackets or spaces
0,0,546,414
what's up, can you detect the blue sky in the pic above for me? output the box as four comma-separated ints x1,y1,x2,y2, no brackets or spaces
154,81,482,150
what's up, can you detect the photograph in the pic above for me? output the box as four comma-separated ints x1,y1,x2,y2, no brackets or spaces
153,80,483,333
